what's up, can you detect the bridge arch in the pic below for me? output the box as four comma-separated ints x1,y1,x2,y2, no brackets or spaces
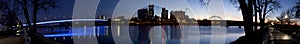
208,15,223,20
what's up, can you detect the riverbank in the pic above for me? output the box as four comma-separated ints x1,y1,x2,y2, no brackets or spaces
230,27,269,44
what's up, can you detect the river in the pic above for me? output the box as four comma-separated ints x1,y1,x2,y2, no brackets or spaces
37,25,245,44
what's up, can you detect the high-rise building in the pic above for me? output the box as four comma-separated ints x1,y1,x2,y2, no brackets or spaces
148,4,154,18
170,10,187,22
138,8,148,21
170,11,176,21
171,11,186,20
161,7,168,21
99,15,106,20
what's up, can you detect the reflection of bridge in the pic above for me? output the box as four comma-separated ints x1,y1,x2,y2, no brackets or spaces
23,19,108,26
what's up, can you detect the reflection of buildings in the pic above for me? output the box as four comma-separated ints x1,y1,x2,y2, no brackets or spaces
166,26,181,39
128,26,182,44
129,26,153,44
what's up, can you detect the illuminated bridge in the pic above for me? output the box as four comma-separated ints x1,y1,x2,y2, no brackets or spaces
23,19,108,26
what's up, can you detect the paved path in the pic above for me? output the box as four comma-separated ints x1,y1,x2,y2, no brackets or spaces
0,36,24,44
266,27,299,44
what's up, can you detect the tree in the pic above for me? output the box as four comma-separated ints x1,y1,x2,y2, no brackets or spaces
254,0,281,28
230,0,281,35
32,0,58,31
230,0,254,38
0,0,21,29
294,0,300,18
15,0,58,32
16,0,31,29
198,0,210,7
0,10,21,29
277,8,294,22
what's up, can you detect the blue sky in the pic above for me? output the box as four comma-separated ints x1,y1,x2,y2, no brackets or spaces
29,0,298,22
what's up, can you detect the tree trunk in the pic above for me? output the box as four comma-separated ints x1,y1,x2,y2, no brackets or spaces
32,10,37,32
261,0,269,29
254,0,258,31
19,0,31,29
33,1,38,32
260,19,265,28
238,0,254,37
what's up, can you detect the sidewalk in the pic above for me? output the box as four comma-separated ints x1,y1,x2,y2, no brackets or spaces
292,32,300,43
0,36,24,44
267,27,300,44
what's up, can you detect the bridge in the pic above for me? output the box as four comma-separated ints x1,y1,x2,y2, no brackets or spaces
22,19,108,26
197,20,243,28
197,16,244,28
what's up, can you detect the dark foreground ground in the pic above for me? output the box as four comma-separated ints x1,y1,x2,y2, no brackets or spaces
231,27,300,44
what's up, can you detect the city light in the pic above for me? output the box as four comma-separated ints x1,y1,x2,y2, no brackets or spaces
284,14,289,19
0,0,299,44
282,35,290,40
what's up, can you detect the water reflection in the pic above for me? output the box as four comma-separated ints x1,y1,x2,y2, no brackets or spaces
38,25,245,44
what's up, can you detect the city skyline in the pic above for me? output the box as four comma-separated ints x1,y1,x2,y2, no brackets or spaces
16,0,298,22
1,0,300,44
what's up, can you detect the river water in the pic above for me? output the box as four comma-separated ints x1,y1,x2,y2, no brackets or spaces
37,25,245,44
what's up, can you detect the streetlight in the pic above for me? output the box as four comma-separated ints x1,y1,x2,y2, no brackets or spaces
283,14,290,25
284,14,289,19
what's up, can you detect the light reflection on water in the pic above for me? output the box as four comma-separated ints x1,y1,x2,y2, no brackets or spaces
38,25,245,44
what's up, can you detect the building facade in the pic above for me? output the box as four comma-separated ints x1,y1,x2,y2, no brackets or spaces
161,7,168,21
170,10,189,23
148,4,154,19
138,8,148,21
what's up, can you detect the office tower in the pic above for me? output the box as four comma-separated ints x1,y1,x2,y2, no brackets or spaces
99,15,106,20
161,7,168,21
170,10,188,22
170,11,176,21
170,10,186,20
138,8,148,21
148,4,154,18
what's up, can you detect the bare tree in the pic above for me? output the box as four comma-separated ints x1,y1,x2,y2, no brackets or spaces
198,0,210,7
16,0,31,30
0,10,21,29
227,0,281,44
230,0,254,38
230,0,280,35
15,0,58,32
255,0,281,28
32,0,58,31
277,8,294,22
0,0,21,29
295,0,300,18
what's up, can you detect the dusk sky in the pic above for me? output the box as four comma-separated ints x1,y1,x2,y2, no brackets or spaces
24,0,298,22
